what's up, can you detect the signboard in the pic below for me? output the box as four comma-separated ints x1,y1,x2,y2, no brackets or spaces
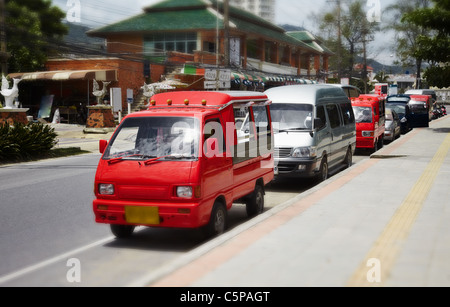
204,69,231,89
205,69,218,81
127,89,134,104
204,80,231,90
111,88,122,112
219,69,231,82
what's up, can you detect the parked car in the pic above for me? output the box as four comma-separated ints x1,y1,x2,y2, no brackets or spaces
386,95,412,134
351,95,386,153
384,108,401,143
405,89,437,105
93,91,274,239
265,84,356,182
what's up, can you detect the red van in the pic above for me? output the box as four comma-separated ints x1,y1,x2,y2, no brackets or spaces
408,94,433,128
93,91,274,238
351,95,386,152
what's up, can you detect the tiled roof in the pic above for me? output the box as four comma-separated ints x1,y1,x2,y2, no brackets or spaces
287,31,334,55
87,0,322,54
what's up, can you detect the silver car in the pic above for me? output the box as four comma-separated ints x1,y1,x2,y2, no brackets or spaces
384,108,401,143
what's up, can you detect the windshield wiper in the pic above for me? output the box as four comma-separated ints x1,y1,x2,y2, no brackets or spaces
144,154,194,165
276,127,308,133
108,154,143,165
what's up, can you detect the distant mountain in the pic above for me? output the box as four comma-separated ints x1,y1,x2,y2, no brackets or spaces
61,22,105,55
278,24,415,75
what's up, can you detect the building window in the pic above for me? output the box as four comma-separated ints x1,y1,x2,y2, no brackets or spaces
144,33,197,55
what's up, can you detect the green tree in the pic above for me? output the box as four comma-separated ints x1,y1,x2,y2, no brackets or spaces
5,0,68,72
402,0,450,88
384,0,432,89
315,0,379,86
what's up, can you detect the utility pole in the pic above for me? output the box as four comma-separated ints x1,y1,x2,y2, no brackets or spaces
224,0,230,68
0,0,9,75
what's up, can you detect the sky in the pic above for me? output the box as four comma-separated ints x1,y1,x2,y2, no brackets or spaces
54,0,398,65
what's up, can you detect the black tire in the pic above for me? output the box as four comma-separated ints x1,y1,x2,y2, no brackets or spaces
318,157,328,182
372,139,379,153
246,184,264,217
110,224,135,238
202,202,227,238
343,147,353,169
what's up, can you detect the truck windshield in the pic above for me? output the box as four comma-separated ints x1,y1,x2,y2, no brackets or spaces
353,106,373,123
270,103,314,132
103,117,199,161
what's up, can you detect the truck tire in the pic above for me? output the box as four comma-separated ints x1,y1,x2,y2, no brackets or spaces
110,224,135,238
246,184,264,217
202,201,227,238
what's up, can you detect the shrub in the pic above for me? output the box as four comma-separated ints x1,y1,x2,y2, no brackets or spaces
0,122,58,162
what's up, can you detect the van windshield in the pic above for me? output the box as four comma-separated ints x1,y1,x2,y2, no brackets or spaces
270,103,314,132
103,117,199,161
353,106,373,123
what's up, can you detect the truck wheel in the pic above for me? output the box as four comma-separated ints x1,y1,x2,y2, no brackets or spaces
202,202,227,238
246,184,264,217
343,147,353,169
318,157,328,182
110,224,135,238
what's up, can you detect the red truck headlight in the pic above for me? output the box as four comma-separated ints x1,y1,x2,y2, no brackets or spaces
99,184,115,195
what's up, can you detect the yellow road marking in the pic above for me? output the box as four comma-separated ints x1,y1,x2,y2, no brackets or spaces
347,133,450,287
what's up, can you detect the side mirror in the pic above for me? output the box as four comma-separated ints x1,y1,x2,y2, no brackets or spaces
99,140,108,154
314,118,323,130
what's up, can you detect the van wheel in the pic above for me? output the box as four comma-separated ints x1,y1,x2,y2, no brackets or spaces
246,184,264,217
343,147,353,169
318,157,328,182
372,140,378,153
110,224,135,238
202,202,227,238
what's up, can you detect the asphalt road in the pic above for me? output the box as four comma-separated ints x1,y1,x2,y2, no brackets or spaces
0,152,365,286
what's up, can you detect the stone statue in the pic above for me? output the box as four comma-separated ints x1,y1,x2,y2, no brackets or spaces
1,76,21,109
92,80,111,105
142,83,156,105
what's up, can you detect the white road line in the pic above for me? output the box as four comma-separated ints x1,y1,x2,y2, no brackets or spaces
0,236,115,285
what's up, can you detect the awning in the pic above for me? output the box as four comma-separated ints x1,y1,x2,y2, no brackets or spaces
8,69,117,81
232,72,317,84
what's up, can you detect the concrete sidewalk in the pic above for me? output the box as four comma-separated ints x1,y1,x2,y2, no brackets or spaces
134,115,450,287
50,123,113,153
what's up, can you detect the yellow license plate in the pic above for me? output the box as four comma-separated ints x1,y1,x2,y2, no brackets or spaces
125,206,160,225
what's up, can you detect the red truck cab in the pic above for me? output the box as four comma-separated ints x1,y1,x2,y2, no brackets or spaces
351,94,386,152
93,91,274,238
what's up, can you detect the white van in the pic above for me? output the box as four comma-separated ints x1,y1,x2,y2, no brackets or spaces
265,84,356,181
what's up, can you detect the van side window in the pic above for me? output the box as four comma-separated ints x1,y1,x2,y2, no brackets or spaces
339,102,355,125
326,104,341,129
204,118,224,154
316,105,327,130
253,105,272,155
234,106,252,143
253,105,270,133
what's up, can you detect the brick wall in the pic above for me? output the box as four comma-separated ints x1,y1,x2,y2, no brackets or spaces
46,58,145,112
0,110,29,126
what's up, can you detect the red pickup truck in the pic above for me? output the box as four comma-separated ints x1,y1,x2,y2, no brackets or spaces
351,94,386,152
93,91,274,238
